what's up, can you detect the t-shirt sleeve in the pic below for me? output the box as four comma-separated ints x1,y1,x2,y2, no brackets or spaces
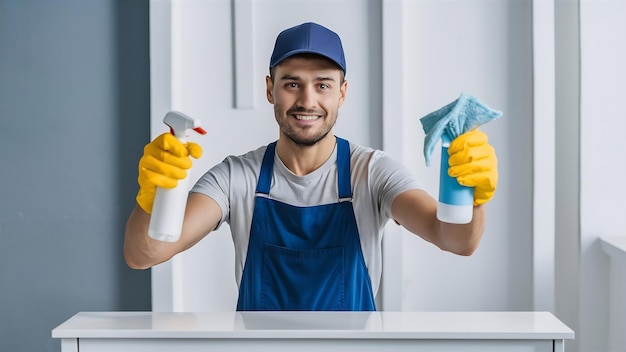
190,160,231,229
368,150,423,220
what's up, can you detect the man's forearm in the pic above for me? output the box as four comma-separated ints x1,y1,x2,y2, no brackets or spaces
123,206,169,269
438,205,486,256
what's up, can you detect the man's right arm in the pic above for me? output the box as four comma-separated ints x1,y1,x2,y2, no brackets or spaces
123,132,221,269
124,193,222,269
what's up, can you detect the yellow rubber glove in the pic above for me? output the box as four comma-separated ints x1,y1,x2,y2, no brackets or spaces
447,129,498,206
136,133,203,214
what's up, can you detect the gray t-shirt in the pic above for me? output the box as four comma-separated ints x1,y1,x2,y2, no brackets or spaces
191,140,422,297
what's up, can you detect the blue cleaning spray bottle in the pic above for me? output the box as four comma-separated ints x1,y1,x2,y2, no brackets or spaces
420,93,502,224
148,111,206,242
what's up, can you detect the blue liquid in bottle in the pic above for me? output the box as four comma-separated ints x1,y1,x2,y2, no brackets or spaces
437,133,474,224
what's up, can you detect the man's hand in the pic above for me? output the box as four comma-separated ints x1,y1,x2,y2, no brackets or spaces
136,133,202,214
447,129,498,206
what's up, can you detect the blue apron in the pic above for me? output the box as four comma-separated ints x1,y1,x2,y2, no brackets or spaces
236,137,376,311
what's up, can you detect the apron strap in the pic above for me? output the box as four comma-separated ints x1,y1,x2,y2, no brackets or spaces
256,141,276,195
255,137,352,200
336,137,352,200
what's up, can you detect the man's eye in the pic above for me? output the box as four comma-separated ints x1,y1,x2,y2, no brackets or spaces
287,82,299,88
319,84,329,90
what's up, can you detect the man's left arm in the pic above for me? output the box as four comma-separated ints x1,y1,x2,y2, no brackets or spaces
391,129,497,255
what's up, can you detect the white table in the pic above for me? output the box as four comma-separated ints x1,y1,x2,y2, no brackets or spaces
52,311,574,352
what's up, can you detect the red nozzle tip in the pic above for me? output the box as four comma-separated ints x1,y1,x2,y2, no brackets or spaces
194,127,207,135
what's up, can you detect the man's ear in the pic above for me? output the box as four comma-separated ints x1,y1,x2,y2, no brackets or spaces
266,75,274,104
338,79,348,107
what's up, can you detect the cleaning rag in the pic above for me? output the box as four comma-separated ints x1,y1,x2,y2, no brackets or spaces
420,92,502,166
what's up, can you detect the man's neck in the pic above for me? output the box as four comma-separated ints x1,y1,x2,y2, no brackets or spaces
275,134,337,176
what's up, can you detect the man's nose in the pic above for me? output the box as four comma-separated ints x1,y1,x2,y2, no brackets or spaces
296,86,316,110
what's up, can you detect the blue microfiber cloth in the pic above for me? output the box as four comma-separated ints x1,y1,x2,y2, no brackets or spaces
420,92,502,166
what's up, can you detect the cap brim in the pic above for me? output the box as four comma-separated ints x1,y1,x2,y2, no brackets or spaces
270,49,346,73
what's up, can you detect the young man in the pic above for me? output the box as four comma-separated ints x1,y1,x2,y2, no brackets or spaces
124,22,498,311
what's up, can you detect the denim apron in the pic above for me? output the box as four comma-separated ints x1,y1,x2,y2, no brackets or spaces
236,137,376,311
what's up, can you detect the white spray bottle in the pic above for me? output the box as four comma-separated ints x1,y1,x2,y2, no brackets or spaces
148,111,206,242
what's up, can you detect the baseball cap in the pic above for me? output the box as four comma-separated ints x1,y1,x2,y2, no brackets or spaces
269,22,346,74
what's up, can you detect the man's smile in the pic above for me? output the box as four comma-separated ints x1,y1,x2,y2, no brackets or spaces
294,114,320,121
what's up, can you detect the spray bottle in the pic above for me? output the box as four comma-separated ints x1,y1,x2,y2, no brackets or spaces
437,132,474,224
148,111,206,242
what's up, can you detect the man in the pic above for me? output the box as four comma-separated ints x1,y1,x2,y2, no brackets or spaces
124,22,497,311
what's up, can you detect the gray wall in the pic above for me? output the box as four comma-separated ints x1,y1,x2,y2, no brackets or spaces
0,1,151,351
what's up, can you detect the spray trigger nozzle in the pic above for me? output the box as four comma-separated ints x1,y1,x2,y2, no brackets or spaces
169,126,207,136
163,111,206,142
193,126,207,135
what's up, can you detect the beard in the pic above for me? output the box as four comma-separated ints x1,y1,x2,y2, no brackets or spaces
276,106,336,147
285,127,331,147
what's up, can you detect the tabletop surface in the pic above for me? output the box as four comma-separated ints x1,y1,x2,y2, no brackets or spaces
52,311,574,340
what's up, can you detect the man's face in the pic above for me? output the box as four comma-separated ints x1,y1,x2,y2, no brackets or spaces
266,56,347,147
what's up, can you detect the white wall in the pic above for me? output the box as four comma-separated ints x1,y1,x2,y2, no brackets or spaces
554,1,626,351
577,1,626,351
393,0,534,312
555,2,581,351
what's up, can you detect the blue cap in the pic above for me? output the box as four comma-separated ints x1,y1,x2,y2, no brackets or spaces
270,22,346,74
